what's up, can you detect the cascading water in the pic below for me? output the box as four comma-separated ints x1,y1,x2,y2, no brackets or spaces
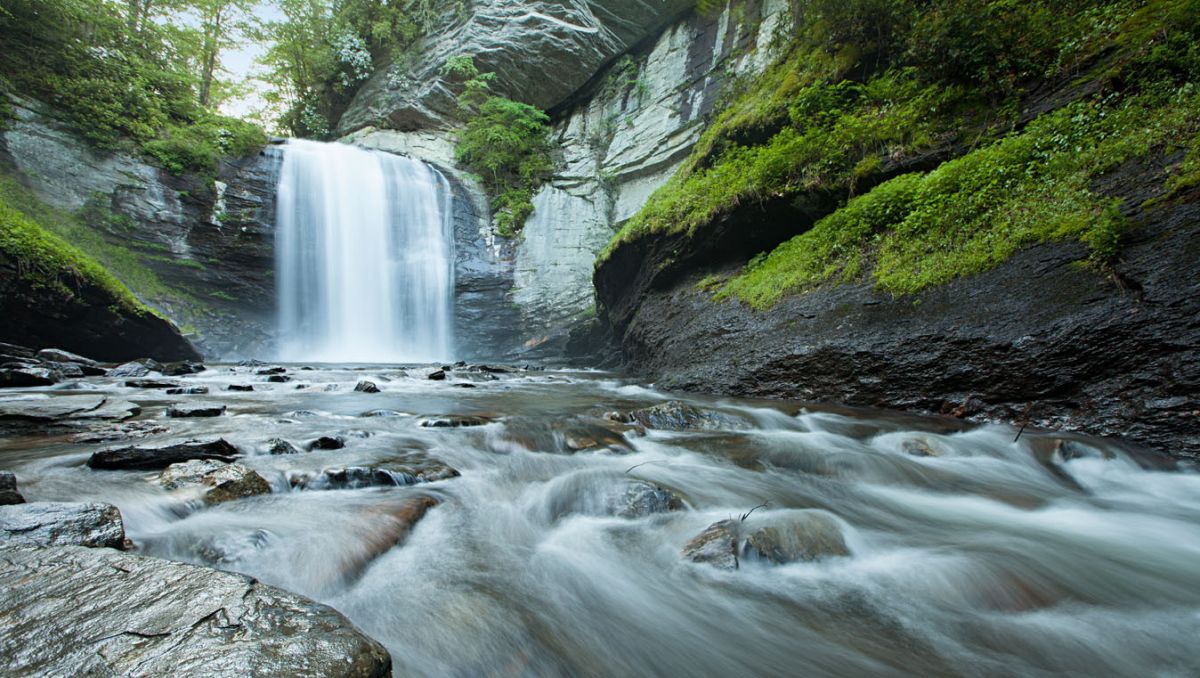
275,139,454,363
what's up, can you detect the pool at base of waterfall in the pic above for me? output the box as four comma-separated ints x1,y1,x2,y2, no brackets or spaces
2,363,1198,677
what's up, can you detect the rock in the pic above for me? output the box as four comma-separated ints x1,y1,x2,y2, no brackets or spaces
682,519,739,570
454,383,477,388
165,386,210,395
266,438,301,455
161,361,206,376
238,359,267,367
742,513,850,565
255,366,287,375
0,472,25,505
125,379,181,389
0,502,124,548
166,402,226,418
0,342,35,359
475,364,517,374
44,362,84,377
616,481,683,518
901,438,942,458
266,374,291,383
108,359,163,378
0,395,139,423
427,369,446,381
494,416,633,454
0,542,393,676
158,460,270,505
295,460,459,491
355,380,380,393
418,414,492,428
227,384,255,392
88,439,239,470
608,401,750,432
0,367,57,387
307,436,346,451
361,409,405,418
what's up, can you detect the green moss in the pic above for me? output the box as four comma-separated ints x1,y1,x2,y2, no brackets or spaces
0,194,147,314
209,290,237,302
144,115,266,176
719,86,1199,307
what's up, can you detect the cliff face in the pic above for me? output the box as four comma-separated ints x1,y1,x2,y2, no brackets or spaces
1,98,280,358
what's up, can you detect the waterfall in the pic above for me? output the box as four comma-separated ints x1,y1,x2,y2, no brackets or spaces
275,139,454,363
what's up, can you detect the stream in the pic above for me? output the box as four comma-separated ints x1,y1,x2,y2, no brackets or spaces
2,364,1198,677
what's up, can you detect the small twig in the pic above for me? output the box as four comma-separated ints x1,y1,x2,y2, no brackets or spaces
739,502,769,523
1013,401,1035,443
625,460,669,474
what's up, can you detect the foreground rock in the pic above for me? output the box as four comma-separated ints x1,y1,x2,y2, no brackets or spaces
159,460,271,504
683,511,850,570
0,502,125,548
0,367,57,387
0,542,392,676
88,439,239,470
166,402,227,418
0,395,140,425
292,452,459,490
0,473,24,504
682,519,739,570
607,401,750,432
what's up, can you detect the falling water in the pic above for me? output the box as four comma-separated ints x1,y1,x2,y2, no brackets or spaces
275,139,454,362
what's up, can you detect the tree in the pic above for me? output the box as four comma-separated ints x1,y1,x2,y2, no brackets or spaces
194,0,256,107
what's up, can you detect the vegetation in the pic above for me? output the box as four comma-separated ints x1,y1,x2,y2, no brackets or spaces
443,56,553,237
605,0,1200,307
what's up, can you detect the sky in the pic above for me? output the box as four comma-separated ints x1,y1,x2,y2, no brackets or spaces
218,3,285,121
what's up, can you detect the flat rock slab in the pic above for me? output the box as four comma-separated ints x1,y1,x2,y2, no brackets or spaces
166,402,227,418
0,502,125,548
0,543,392,677
89,439,240,470
0,396,140,423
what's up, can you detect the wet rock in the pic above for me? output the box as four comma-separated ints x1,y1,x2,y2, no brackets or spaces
682,519,739,570
418,414,492,428
0,542,393,676
323,384,340,392
742,512,850,565
307,436,346,451
166,402,226,418
454,383,477,388
616,481,683,518
108,359,162,378
237,358,266,367
36,348,97,367
0,367,57,387
72,421,167,443
255,366,287,375
0,472,25,505
124,379,181,389
266,438,301,455
159,460,270,505
475,364,517,374
165,386,210,395
227,384,254,392
45,362,84,378
427,369,446,381
608,401,750,432
0,502,125,548
495,416,633,454
266,375,291,383
0,395,139,423
901,438,942,458
355,380,380,393
0,342,35,359
162,361,206,376
362,409,405,418
295,457,459,490
88,439,239,470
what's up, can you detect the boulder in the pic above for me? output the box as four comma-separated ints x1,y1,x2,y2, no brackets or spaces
354,380,380,393
158,459,270,505
266,375,291,383
0,542,393,676
266,438,302,455
36,347,98,367
616,481,683,518
108,359,163,378
608,401,751,432
742,513,850,565
255,367,286,375
88,439,239,470
307,436,346,451
682,519,739,570
0,472,25,505
0,367,57,387
44,362,84,378
0,502,125,548
166,402,226,418
227,384,254,392
165,386,210,395
427,370,446,381
293,454,459,491
124,379,180,389
161,361,206,376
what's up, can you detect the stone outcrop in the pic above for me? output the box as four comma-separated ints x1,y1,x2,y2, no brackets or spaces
0,542,392,677
0,502,125,548
158,459,271,504
89,439,240,470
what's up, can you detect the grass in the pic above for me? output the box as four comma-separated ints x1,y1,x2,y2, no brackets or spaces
717,85,1200,307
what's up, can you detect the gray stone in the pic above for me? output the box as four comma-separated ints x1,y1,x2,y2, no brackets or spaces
742,513,850,565
159,460,271,505
293,455,459,491
0,542,392,676
0,502,125,548
0,472,24,505
0,395,140,423
0,367,57,387
36,348,99,367
266,438,302,455
616,481,683,518
89,439,240,470
682,519,739,570
109,360,163,378
166,402,227,418
126,379,182,389
608,401,750,431
354,380,381,393
418,414,492,428
165,386,210,395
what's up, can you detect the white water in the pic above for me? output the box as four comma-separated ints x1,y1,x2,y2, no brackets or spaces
275,139,454,362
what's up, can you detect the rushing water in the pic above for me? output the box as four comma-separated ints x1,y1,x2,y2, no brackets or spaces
3,366,1199,677
275,140,454,363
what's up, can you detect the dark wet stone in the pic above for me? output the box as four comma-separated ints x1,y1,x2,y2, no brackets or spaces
45,362,84,378
427,370,446,381
166,402,226,418
125,379,181,389
266,438,301,455
0,502,125,548
295,456,459,491
608,401,750,432
159,460,270,505
165,386,210,395
307,436,346,451
266,375,291,383
682,519,739,570
227,384,255,392
161,361,206,376
475,364,518,374
0,542,393,677
453,383,478,389
88,439,239,470
36,348,97,366
494,416,633,454
255,367,287,375
742,513,850,565
418,414,492,428
0,367,57,387
617,481,684,518
0,473,24,505
362,409,405,418
108,359,163,378
355,380,380,393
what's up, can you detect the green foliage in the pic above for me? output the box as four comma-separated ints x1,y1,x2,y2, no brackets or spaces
445,56,553,237
0,193,147,314
144,114,266,175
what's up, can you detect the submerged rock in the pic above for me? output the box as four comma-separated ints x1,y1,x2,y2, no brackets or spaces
361,409,405,418
617,481,684,518
294,452,459,491
0,542,393,676
0,472,25,505
742,513,850,565
418,414,492,428
682,520,739,570
307,436,346,451
608,401,750,432
165,386,210,395
125,379,180,389
355,380,381,393
0,502,125,548
88,439,239,470
159,459,270,505
166,402,226,418
266,375,291,383
255,366,287,375
494,416,634,454
266,438,301,455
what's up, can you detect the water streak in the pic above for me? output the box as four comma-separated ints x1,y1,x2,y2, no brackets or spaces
275,139,454,362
